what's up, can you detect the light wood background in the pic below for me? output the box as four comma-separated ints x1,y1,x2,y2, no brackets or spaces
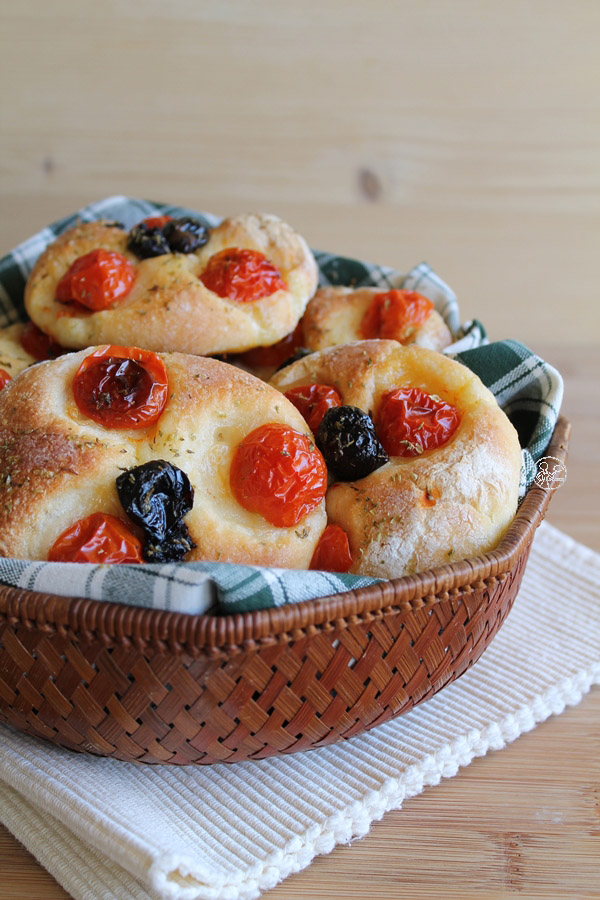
0,1,599,898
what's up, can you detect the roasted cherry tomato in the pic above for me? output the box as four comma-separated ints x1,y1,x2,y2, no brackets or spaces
237,321,304,369
48,513,143,563
230,423,327,527
55,248,135,311
73,345,168,429
141,215,172,229
284,383,343,433
360,289,433,343
200,248,287,303
310,524,352,572
20,321,64,360
0,368,11,391
377,387,461,457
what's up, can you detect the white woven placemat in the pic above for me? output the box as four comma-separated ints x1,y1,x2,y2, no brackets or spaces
1,521,599,900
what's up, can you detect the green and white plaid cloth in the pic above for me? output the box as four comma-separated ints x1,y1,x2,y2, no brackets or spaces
0,197,563,614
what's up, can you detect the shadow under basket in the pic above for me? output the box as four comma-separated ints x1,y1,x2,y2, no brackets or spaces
0,418,570,765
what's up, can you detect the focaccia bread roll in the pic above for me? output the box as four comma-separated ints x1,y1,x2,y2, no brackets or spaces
270,340,521,579
24,213,318,356
0,347,327,566
302,286,452,353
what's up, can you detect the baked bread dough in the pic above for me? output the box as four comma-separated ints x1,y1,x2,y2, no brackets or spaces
270,340,522,579
24,214,318,356
302,286,452,353
0,348,326,565
0,323,37,379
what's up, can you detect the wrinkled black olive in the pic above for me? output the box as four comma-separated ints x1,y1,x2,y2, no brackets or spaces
127,217,210,259
275,347,313,372
142,522,197,563
127,223,171,259
162,217,210,254
116,460,194,541
315,406,388,481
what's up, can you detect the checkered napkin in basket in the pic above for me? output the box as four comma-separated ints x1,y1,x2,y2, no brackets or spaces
0,196,563,615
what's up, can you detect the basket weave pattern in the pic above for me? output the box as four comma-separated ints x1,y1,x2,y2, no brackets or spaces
0,420,570,765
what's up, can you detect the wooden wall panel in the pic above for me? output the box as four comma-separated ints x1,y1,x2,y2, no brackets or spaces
1,1,598,345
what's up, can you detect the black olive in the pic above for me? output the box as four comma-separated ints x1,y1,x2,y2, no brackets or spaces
162,217,210,254
274,347,313,372
142,522,197,563
127,222,171,259
116,460,194,541
315,406,388,481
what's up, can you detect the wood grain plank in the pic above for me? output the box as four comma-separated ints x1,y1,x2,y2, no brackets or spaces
1,2,599,344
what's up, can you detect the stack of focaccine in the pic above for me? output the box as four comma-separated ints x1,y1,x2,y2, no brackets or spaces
0,208,521,579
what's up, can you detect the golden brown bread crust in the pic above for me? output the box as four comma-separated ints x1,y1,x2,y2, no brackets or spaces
0,323,36,378
24,214,318,356
0,349,326,565
270,340,522,579
302,286,452,353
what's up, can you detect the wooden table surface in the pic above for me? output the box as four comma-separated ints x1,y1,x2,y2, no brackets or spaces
0,2,599,897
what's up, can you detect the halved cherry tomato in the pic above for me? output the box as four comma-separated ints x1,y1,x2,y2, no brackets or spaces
237,321,304,369
360,289,433,343
20,321,64,360
73,345,168,429
230,423,327,527
284,383,343,433
310,524,352,572
48,513,143,563
141,215,172,229
55,248,135,311
200,248,287,303
377,387,461,457
0,369,11,391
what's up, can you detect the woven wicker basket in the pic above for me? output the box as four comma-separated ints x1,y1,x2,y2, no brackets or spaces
0,418,570,765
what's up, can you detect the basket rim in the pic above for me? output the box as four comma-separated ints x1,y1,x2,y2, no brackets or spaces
0,417,571,653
